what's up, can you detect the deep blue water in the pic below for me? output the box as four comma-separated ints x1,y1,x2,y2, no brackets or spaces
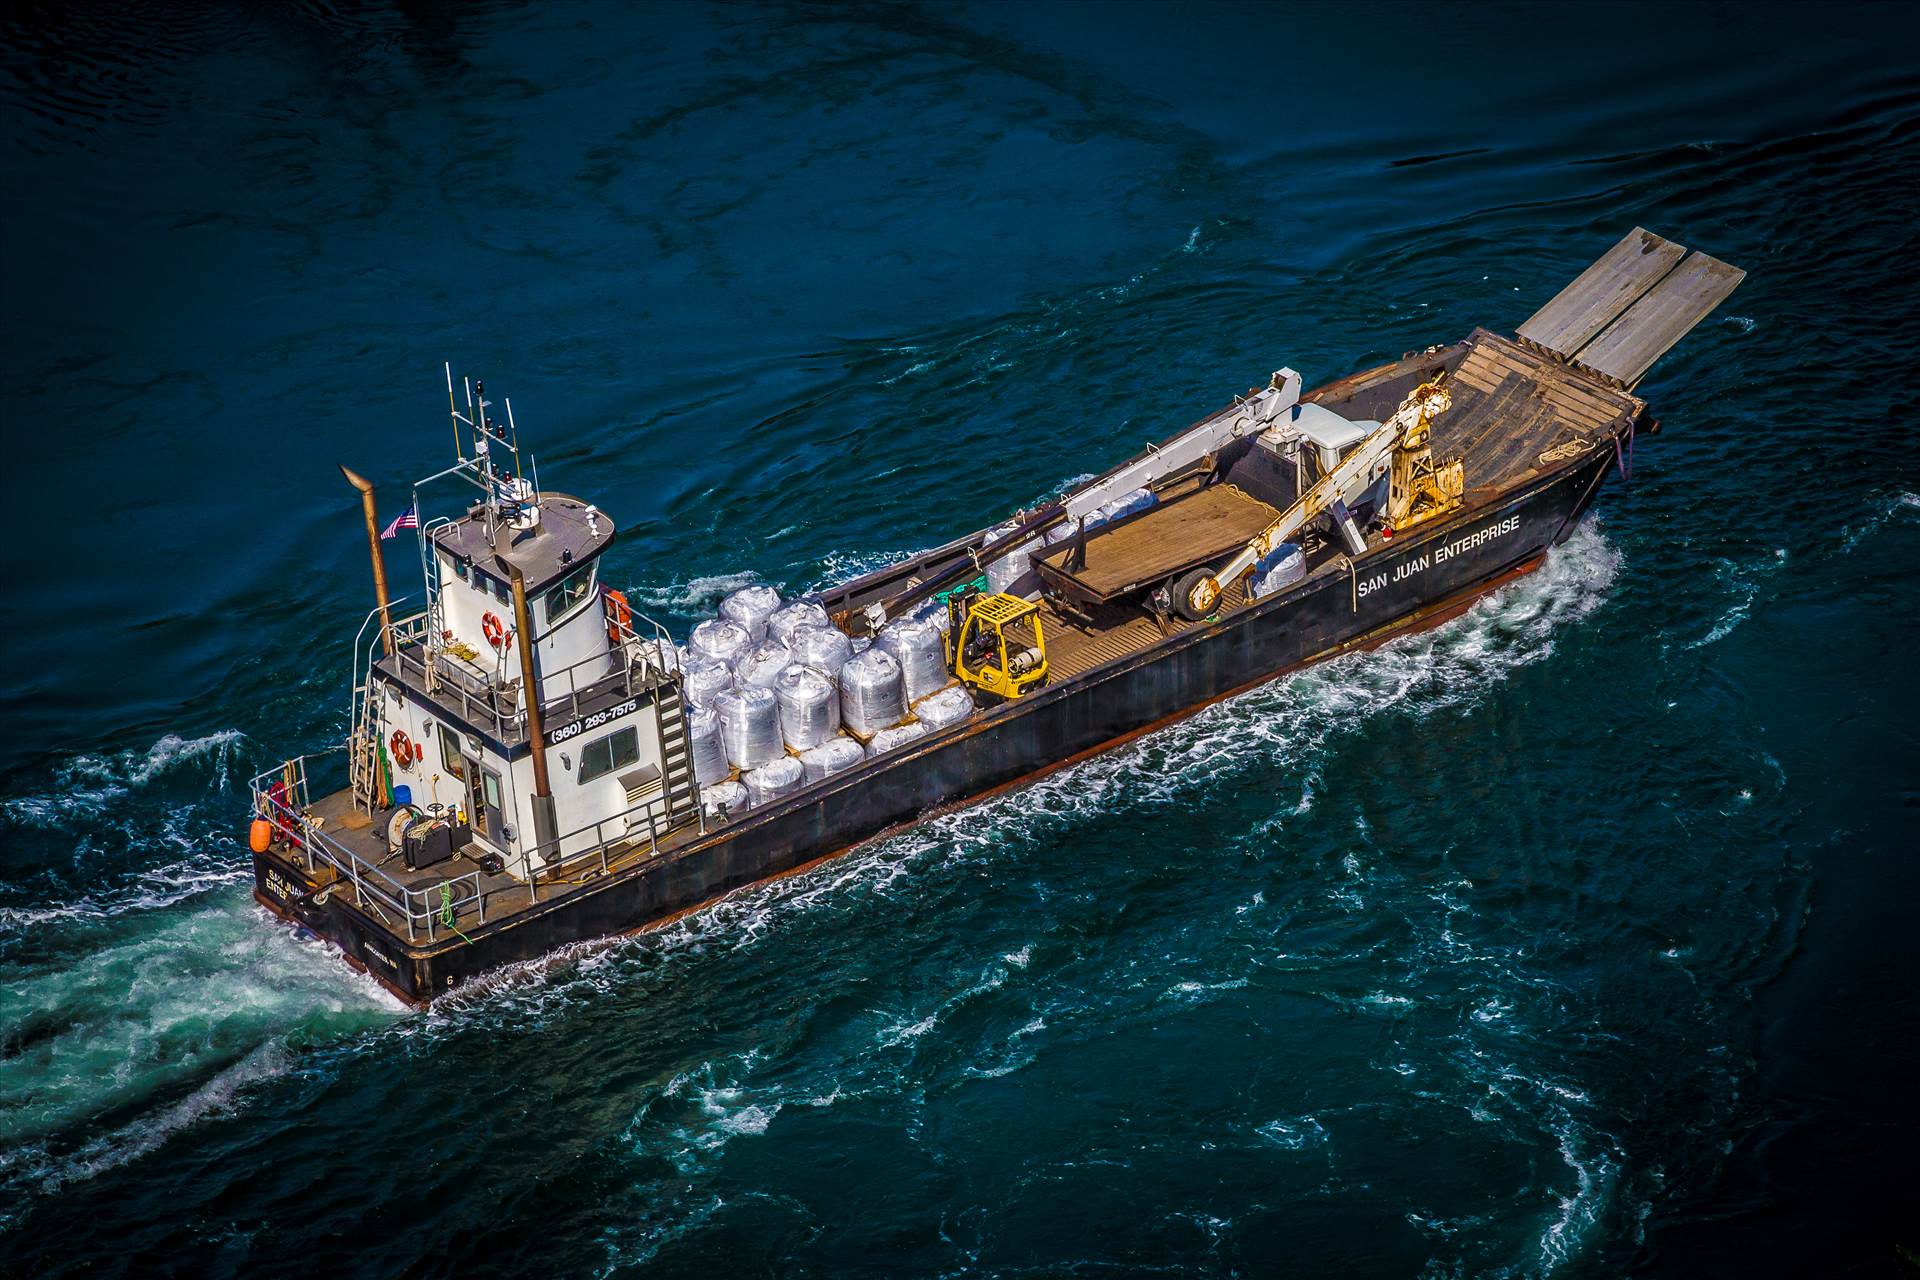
3,3,1918,1276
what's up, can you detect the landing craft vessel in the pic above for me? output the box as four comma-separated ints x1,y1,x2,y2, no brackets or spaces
249,228,1744,1005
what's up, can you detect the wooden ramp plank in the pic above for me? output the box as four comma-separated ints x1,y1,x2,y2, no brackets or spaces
1517,227,1687,357
1575,250,1746,386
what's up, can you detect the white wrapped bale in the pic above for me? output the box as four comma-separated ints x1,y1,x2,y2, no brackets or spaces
866,720,929,757
799,736,865,783
774,664,839,750
877,619,947,703
689,618,752,668
1249,542,1306,600
745,756,805,807
908,596,952,634
737,639,793,691
914,685,975,730
719,585,782,641
840,648,905,736
681,657,735,709
686,707,730,786
984,522,1036,595
850,635,872,655
1093,486,1156,526
789,624,852,681
702,778,748,818
767,600,831,648
714,686,783,770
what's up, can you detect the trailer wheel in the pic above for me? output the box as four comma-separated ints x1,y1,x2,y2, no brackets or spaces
1171,568,1217,621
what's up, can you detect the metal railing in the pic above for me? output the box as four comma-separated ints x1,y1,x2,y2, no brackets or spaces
368,596,680,744
523,784,684,904
251,749,486,946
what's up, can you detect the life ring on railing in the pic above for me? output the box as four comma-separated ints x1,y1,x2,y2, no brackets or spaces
605,588,632,645
482,611,510,650
390,729,416,769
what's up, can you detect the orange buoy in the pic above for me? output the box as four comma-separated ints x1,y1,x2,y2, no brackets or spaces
606,588,632,644
482,611,510,649
248,818,273,853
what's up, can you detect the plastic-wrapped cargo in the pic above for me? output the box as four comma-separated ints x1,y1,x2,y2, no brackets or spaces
877,619,947,703
839,648,905,736
702,779,748,818
689,618,752,669
789,624,852,681
1248,542,1306,601
686,707,730,786
767,600,831,648
907,594,952,634
1092,486,1156,526
850,635,873,655
714,686,783,770
913,685,974,730
745,756,805,807
719,585,782,641
773,664,839,750
985,521,1035,595
799,736,865,783
866,720,929,757
681,657,735,709
737,639,793,691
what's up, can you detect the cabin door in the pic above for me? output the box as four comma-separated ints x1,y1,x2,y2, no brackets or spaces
465,760,505,847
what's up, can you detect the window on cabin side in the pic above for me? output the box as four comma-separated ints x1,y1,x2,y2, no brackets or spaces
438,724,466,780
579,724,640,783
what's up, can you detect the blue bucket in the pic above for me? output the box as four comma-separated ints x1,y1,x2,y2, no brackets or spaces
393,784,413,807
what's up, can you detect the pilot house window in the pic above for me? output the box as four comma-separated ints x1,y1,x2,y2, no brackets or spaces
579,724,639,784
544,563,597,624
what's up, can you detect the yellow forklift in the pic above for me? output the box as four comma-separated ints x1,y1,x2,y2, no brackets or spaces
944,587,1049,701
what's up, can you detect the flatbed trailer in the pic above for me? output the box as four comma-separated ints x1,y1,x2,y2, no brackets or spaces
1035,483,1282,606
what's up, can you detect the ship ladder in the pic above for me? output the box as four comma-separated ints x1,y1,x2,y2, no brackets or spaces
653,681,702,835
347,679,383,814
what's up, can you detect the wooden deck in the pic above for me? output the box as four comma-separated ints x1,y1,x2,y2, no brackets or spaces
301,784,697,927
1037,484,1279,601
1432,331,1641,493
1040,575,1253,682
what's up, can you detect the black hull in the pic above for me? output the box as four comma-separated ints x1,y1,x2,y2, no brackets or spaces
253,448,1615,1005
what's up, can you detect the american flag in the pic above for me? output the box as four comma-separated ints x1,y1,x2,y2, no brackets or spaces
380,503,418,539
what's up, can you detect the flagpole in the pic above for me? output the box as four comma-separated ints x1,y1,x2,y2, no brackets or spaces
340,465,394,658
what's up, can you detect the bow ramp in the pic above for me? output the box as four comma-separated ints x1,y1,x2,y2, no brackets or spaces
1517,227,1745,389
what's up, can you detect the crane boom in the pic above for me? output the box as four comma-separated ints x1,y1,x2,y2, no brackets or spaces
1181,377,1453,617
851,368,1305,635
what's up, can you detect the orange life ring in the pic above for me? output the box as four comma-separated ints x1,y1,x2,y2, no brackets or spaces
390,729,415,768
605,588,632,644
482,611,510,649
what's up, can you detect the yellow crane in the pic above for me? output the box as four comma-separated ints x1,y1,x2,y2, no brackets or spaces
1179,376,1461,618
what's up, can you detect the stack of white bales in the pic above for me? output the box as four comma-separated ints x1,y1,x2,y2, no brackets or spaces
688,585,878,813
